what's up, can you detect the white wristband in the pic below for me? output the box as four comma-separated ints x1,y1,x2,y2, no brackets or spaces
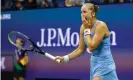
63,55,70,63
84,29,91,36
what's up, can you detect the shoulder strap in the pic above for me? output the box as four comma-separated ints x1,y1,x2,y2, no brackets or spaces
91,20,99,35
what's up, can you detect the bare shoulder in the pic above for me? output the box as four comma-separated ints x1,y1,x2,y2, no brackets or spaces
96,21,110,37
96,21,108,30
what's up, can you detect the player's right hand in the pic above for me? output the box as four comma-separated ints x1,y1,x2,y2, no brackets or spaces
55,56,64,63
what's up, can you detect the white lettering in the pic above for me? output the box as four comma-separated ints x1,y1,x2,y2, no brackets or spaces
110,31,117,45
57,28,71,46
0,57,5,69
1,14,11,20
47,28,56,47
36,28,117,47
71,32,79,47
37,29,46,47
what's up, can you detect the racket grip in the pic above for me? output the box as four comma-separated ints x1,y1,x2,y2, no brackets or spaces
45,52,61,63
45,52,55,60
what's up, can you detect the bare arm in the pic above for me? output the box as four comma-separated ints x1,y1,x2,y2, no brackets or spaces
68,25,86,60
85,22,107,52
55,25,86,63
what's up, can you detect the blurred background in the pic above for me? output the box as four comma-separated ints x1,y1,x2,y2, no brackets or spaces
1,0,133,11
1,0,133,80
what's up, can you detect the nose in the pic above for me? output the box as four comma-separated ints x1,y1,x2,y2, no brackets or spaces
81,14,85,17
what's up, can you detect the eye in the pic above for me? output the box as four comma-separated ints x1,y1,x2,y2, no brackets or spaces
83,11,87,13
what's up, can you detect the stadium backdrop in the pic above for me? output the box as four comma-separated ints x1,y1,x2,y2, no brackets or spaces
1,3,133,80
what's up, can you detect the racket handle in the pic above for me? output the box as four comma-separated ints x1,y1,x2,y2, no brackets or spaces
45,52,55,60
45,52,61,63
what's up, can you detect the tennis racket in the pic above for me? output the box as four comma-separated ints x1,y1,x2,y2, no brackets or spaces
8,31,60,62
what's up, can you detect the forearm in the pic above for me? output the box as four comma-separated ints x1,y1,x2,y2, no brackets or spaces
68,47,85,60
86,35,95,51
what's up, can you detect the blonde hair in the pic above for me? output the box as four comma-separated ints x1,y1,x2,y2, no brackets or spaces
84,3,99,15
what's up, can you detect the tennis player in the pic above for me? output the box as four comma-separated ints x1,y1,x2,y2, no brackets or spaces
55,3,118,80
14,37,29,80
